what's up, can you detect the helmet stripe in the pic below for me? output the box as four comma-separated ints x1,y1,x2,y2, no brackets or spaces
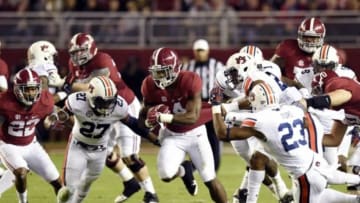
243,77,253,96
249,46,255,56
320,45,329,60
98,76,112,97
309,17,315,31
260,83,274,104
152,47,164,66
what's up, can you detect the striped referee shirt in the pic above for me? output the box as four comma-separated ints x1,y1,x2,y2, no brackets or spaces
183,58,224,100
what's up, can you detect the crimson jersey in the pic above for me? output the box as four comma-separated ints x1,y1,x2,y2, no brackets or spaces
324,77,360,125
0,90,54,145
68,51,135,104
275,39,314,90
141,71,209,133
0,58,9,79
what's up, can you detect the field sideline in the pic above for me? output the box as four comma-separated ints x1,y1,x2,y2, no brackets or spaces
0,142,347,203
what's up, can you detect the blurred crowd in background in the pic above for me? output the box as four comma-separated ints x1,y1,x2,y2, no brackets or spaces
0,0,358,12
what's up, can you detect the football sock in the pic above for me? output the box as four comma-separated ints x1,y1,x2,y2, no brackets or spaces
139,177,156,194
246,169,265,203
271,170,289,198
16,190,27,203
320,188,359,203
118,167,133,182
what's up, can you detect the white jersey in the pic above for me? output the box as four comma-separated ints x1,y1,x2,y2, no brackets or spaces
241,105,320,177
65,91,128,146
28,62,61,94
259,60,282,79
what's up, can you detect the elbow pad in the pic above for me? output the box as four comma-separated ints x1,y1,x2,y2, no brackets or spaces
306,95,331,109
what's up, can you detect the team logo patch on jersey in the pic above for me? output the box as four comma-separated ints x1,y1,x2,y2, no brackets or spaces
15,114,21,120
161,96,167,102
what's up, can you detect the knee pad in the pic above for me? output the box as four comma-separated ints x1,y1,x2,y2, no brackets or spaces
122,154,145,173
106,152,120,168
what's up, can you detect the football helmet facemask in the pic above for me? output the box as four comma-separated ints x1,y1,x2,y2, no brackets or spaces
149,47,181,89
297,17,326,53
224,52,257,90
88,76,118,116
13,68,42,106
69,33,98,66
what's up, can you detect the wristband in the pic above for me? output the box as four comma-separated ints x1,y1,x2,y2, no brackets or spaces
159,113,174,123
212,105,222,114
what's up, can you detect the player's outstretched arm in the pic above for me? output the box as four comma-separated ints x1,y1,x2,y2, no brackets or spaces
121,115,159,145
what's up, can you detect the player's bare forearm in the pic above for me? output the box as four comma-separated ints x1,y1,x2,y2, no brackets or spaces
212,111,228,140
172,95,201,125
71,82,89,92
322,121,347,147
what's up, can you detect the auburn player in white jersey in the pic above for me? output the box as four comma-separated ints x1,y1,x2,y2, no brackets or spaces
215,51,293,203
211,82,360,203
50,76,158,203
66,33,158,203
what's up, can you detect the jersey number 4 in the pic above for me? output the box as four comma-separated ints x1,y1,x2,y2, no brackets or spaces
279,119,307,152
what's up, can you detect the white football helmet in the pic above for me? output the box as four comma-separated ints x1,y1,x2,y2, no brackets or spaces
27,40,57,65
88,76,118,116
312,44,339,73
239,45,264,68
248,82,279,112
224,52,257,89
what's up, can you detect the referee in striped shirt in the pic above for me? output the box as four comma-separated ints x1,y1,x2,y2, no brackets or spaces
183,39,224,171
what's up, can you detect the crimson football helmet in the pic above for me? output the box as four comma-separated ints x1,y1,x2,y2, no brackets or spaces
68,33,98,66
297,17,326,53
149,47,181,89
311,69,338,95
13,68,41,106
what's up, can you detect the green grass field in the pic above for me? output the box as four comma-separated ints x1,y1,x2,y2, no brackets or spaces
0,142,347,203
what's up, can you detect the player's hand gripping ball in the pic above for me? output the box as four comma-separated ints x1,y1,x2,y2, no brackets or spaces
145,104,170,128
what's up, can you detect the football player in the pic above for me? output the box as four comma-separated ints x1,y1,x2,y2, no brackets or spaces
0,68,62,203
52,76,158,203
211,82,360,203
215,51,293,203
140,47,228,202
271,17,326,94
64,33,158,202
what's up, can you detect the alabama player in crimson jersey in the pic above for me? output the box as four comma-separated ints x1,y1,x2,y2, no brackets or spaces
271,17,326,94
140,47,227,203
65,33,158,202
0,68,62,203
